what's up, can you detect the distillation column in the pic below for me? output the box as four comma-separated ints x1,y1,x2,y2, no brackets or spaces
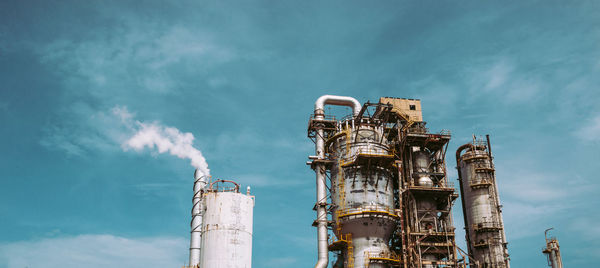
308,96,460,267
329,121,398,268
456,135,509,268
543,228,563,268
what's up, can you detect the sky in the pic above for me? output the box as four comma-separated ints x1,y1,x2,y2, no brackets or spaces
1,0,599,267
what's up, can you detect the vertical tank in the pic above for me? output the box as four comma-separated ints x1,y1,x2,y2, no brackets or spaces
196,179,254,268
456,135,509,268
329,121,397,268
543,228,563,268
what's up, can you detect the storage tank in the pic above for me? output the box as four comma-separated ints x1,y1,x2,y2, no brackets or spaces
199,180,254,268
188,172,254,268
456,135,509,268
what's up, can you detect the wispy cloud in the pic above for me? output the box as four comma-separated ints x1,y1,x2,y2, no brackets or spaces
39,102,132,156
575,114,600,142
497,166,595,240
466,57,542,104
39,24,233,94
0,234,187,268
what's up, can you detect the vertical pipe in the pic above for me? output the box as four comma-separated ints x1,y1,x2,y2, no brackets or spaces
486,135,510,268
315,126,329,268
456,145,474,259
312,95,361,268
189,169,208,267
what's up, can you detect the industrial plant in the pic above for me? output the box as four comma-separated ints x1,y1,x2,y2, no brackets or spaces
183,95,562,268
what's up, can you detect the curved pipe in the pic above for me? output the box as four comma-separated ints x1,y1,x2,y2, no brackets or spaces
455,143,475,261
312,95,360,268
545,227,554,242
314,95,362,116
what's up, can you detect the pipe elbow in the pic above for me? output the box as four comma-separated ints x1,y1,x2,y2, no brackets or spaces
314,258,328,268
455,144,472,162
314,95,361,116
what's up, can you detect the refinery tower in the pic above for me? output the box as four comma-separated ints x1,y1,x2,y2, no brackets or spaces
456,136,510,267
307,95,462,268
306,95,510,268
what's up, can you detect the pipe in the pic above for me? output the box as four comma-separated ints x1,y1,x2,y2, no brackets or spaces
486,135,510,268
312,95,361,268
455,144,474,258
189,169,208,267
315,95,362,116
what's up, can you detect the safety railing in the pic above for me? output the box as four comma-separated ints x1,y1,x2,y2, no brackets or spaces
468,179,492,188
364,251,402,266
439,129,451,136
339,145,393,166
309,113,337,121
336,205,397,219
472,221,502,232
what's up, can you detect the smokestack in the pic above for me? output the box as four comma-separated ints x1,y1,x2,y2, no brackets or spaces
189,169,208,267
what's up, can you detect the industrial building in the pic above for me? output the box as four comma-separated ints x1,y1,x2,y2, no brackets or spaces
306,95,511,268
181,94,565,267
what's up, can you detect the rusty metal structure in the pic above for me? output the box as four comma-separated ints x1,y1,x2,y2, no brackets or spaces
542,228,563,268
456,136,510,268
307,95,461,268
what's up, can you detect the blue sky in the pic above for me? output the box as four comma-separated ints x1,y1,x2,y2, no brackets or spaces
1,0,599,267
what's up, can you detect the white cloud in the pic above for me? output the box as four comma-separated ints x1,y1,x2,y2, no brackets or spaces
576,115,600,142
483,59,513,92
39,23,233,94
0,234,187,268
465,57,543,104
495,165,595,241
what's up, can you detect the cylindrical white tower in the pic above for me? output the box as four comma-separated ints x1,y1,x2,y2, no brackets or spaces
199,180,254,268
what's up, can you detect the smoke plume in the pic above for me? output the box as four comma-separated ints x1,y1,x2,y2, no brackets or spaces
116,107,210,176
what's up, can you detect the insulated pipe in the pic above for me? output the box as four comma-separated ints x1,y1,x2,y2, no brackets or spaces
189,169,208,267
313,95,361,268
314,95,362,116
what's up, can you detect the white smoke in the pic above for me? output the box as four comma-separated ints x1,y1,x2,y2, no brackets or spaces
114,107,210,176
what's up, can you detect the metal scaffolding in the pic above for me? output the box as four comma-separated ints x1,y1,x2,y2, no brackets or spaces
307,96,461,268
